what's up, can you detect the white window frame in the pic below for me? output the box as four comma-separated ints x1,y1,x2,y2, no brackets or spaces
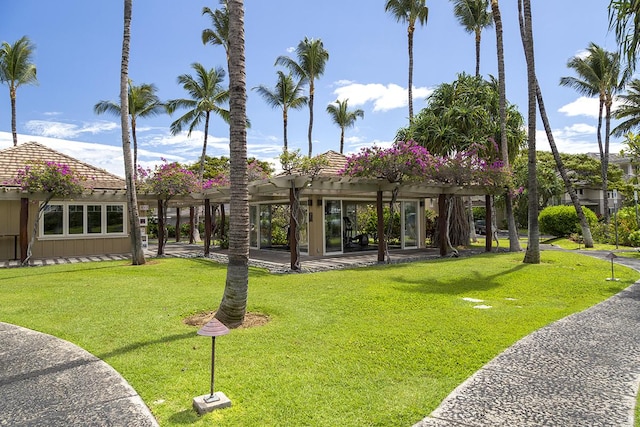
39,201,128,239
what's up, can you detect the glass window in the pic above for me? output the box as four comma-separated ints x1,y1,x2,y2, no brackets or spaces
68,205,84,234
43,204,64,235
88,205,102,234
106,205,124,233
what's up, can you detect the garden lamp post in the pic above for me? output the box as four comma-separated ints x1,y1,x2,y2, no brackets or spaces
192,318,231,414
606,252,619,281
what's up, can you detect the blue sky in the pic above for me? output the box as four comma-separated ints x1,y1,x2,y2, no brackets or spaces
0,0,622,177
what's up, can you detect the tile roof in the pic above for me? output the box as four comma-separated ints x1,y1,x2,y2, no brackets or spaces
279,150,348,177
0,142,126,190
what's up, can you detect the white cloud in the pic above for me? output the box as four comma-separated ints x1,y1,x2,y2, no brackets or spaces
537,128,623,155
25,120,118,138
332,82,433,112
558,96,623,119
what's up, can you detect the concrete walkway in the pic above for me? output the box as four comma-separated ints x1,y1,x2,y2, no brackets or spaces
0,322,158,426
414,251,640,426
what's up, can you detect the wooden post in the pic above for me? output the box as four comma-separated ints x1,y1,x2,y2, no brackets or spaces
204,199,211,255
157,200,165,256
19,198,28,263
189,206,195,244
377,190,385,262
289,187,299,270
438,194,447,256
485,195,492,252
175,207,181,242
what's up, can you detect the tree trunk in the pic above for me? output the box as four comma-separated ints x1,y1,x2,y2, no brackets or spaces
289,186,301,270
189,206,195,244
377,190,385,262
408,27,414,123
120,0,145,265
10,89,17,146
175,207,181,242
216,0,249,329
19,198,28,263
204,199,211,255
485,195,492,252
492,0,521,252
157,199,165,256
519,0,540,264
308,80,314,157
448,196,469,247
535,80,594,247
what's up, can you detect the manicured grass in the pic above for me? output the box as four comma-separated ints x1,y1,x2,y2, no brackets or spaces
0,252,638,426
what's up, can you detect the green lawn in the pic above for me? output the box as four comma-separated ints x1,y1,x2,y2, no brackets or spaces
0,251,638,426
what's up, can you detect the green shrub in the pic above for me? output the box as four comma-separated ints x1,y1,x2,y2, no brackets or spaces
538,205,597,237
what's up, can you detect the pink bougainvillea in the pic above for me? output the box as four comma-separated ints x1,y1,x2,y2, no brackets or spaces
138,161,200,199
14,161,86,198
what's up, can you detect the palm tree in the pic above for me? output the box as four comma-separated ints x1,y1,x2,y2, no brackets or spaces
518,0,540,264
490,0,520,251
202,1,230,70
215,0,249,329
119,0,145,265
384,0,429,123
613,78,640,136
94,82,164,175
452,0,493,77
609,0,640,71
253,71,307,151
0,36,38,146
276,37,329,157
326,99,364,154
166,63,229,183
560,43,624,223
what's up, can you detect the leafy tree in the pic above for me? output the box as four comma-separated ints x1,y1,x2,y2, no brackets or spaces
613,79,640,136
216,0,249,329
385,0,429,123
276,37,329,157
451,0,493,77
253,71,307,150
560,43,624,223
0,36,38,146
13,161,85,264
609,0,640,71
166,63,229,184
202,1,230,69
326,99,364,154
119,0,145,265
139,162,199,255
94,81,164,176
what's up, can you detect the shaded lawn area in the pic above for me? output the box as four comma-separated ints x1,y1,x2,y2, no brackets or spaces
0,251,638,426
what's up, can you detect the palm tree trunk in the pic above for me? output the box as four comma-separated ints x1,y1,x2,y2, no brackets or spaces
536,80,594,247
283,109,288,150
10,88,17,146
408,28,414,123
519,0,540,264
596,100,609,222
120,0,145,265
340,127,345,154
475,29,481,77
492,0,521,252
216,0,249,329
131,116,138,178
605,101,613,220
308,80,314,157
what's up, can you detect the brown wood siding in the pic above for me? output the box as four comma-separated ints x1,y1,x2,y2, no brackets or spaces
0,201,21,260
34,237,130,258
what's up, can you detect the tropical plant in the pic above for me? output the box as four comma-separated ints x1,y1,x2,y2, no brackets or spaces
138,161,199,255
326,99,364,154
384,0,429,123
538,205,598,237
215,0,249,329
13,161,85,264
119,0,145,265
609,0,640,71
451,0,493,77
560,43,624,223
275,37,329,157
0,36,38,146
613,79,640,136
202,1,230,69
518,0,540,264
94,81,164,176
253,71,307,150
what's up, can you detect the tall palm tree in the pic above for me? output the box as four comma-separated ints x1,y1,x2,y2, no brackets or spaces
119,0,145,265
518,0,540,264
609,0,640,72
215,0,249,329
326,99,364,154
202,1,230,70
253,71,307,151
94,82,164,176
166,63,229,183
613,78,640,136
452,0,493,77
384,0,429,123
276,37,329,157
560,43,624,223
0,36,38,146
490,0,520,251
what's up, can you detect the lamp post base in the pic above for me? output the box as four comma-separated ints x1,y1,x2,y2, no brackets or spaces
193,392,232,414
